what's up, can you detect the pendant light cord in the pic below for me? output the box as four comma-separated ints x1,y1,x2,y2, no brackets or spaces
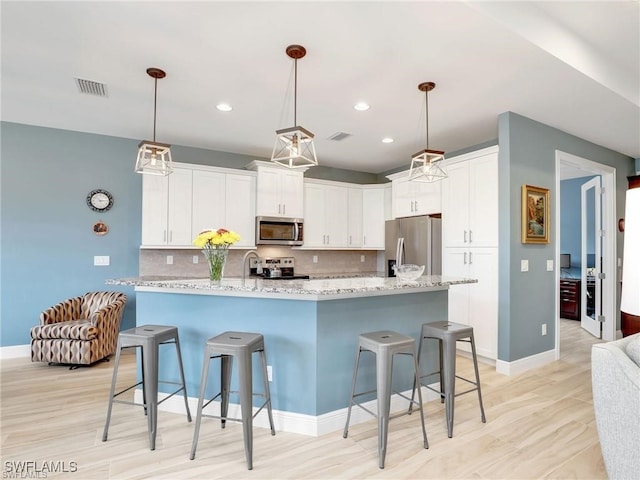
425,89,429,150
153,76,158,142
293,58,298,126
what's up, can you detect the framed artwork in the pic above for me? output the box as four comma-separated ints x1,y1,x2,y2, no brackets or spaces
521,184,550,244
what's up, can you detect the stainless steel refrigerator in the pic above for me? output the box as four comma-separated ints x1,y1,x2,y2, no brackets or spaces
385,215,442,277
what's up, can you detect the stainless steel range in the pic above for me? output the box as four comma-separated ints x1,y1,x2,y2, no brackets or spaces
249,257,309,280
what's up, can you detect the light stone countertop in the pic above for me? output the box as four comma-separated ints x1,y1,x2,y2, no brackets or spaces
107,275,477,301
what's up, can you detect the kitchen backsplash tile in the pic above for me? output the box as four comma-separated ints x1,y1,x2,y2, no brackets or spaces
139,248,380,277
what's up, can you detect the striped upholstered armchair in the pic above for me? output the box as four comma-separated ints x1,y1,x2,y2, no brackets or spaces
30,291,127,367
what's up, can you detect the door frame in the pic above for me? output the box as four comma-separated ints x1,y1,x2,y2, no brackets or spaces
555,150,617,357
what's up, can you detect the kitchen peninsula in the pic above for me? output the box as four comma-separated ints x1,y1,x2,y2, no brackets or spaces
108,275,476,435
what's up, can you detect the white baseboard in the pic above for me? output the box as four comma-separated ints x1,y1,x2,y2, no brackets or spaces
134,385,441,437
495,348,556,376
0,344,30,359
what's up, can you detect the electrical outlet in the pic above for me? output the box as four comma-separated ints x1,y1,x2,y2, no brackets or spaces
192,255,199,264
360,255,365,263
312,255,318,264
521,260,529,272
166,255,173,265
542,323,547,336
546,260,553,271
267,365,273,382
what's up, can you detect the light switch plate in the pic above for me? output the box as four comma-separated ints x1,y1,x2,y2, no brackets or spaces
546,260,553,271
521,260,529,272
192,255,199,264
166,255,173,265
94,255,110,266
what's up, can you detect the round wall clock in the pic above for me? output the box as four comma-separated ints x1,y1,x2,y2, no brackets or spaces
87,189,113,212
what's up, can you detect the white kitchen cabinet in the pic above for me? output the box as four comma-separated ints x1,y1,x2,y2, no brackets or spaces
224,173,256,247
142,163,256,248
441,148,498,247
303,182,348,248
191,170,256,248
141,167,193,246
443,247,498,360
348,187,363,248
388,173,442,219
362,185,386,249
251,162,304,218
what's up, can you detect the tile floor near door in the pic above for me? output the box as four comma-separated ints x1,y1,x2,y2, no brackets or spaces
1,320,606,479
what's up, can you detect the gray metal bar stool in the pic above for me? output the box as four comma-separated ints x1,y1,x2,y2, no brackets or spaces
343,330,428,469
102,324,192,450
410,321,486,438
189,331,275,470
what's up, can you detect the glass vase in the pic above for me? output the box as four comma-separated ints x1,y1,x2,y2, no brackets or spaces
203,247,228,283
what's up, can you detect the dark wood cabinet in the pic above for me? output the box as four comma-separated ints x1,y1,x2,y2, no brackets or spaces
560,279,581,320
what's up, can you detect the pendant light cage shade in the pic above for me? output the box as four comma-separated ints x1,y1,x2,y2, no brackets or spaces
135,140,173,176
272,126,318,169
408,81,447,183
136,67,172,176
409,149,446,182
271,45,317,169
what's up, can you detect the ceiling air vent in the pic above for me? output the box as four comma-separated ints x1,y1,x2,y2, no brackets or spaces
74,77,108,97
327,131,352,141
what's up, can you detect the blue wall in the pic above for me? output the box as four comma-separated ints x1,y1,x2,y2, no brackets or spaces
497,112,633,362
0,122,382,347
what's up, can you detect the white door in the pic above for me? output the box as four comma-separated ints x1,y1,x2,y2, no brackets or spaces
580,176,602,338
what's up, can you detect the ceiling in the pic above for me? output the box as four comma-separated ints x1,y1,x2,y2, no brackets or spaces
2,1,638,175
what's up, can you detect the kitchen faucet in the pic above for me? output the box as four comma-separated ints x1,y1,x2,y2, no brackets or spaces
242,250,262,280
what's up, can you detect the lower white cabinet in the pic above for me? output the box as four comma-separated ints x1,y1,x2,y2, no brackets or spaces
443,247,498,360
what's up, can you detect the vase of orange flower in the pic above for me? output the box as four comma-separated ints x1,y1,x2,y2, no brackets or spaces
193,228,241,283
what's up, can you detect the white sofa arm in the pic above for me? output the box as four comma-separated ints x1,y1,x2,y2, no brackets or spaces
591,334,640,480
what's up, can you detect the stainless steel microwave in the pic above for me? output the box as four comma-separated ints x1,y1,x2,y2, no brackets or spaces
256,216,304,246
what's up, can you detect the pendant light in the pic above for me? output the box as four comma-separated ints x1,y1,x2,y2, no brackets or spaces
271,45,318,169
408,82,446,182
135,68,173,176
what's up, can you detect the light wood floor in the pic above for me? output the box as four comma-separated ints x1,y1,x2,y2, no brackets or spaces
1,320,607,479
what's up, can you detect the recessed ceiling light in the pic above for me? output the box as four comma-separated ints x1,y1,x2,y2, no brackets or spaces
382,137,394,143
353,102,370,111
216,103,233,112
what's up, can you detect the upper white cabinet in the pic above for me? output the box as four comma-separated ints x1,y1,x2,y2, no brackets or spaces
361,185,386,249
387,172,442,218
348,187,363,248
303,181,349,248
141,163,256,248
441,147,498,248
248,161,304,218
142,167,193,246
191,170,256,248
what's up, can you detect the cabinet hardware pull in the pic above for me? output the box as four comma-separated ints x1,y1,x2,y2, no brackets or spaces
469,230,473,243
283,204,286,215
349,235,352,245
464,230,467,243
278,204,281,214
415,200,418,211
327,235,329,244
469,252,473,264
363,235,366,245
169,230,173,242
163,230,167,243
464,252,467,264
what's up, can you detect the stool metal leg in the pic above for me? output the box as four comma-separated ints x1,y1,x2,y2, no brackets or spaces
173,335,192,422
259,349,276,435
220,355,233,429
443,335,457,438
102,338,123,442
438,338,445,404
143,344,159,450
190,345,213,460
343,346,362,438
237,348,254,470
412,351,429,449
470,334,486,423
376,349,393,469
